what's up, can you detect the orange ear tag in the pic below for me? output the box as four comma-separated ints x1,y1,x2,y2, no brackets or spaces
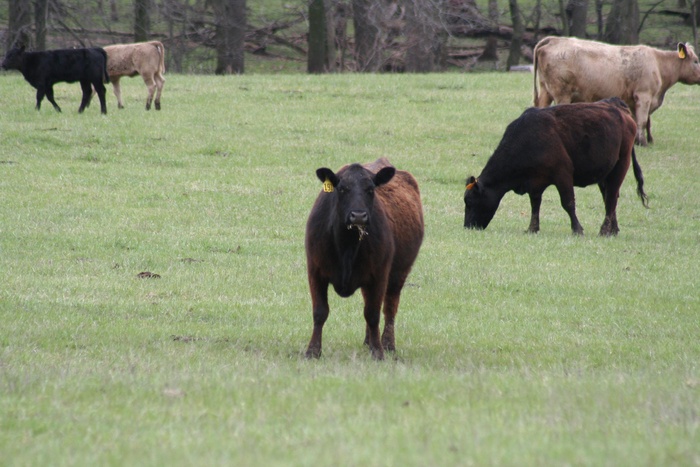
323,178,334,193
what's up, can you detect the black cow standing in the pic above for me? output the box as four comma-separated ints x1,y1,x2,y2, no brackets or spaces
464,98,649,236
305,158,424,360
1,45,109,114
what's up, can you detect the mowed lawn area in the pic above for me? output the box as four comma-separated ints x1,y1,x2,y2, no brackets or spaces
0,70,698,466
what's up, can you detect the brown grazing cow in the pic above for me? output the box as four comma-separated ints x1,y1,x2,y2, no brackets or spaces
464,98,648,236
305,158,424,360
533,36,700,145
103,41,165,110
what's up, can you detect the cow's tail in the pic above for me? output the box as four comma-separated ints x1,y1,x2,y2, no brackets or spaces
101,49,109,83
532,43,540,106
155,41,165,75
631,148,649,208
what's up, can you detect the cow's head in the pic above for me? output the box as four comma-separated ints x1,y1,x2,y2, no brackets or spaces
1,45,26,71
677,43,700,84
316,164,395,238
464,176,500,229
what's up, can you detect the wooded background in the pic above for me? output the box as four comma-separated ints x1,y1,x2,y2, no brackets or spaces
2,0,699,73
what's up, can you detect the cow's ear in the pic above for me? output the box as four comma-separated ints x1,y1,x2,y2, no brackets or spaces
316,168,339,192
465,176,478,191
678,43,688,59
373,167,395,187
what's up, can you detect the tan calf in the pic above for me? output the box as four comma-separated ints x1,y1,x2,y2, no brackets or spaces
104,41,165,110
533,36,700,145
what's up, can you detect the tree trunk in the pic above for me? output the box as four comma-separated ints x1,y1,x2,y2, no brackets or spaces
604,0,639,44
8,0,32,49
352,0,380,71
567,0,588,37
595,0,604,40
405,0,447,72
134,0,151,42
506,0,523,70
110,0,119,22
308,0,331,73
213,0,246,74
479,0,499,61
35,0,49,51
558,0,570,36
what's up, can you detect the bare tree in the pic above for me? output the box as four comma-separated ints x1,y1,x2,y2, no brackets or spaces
134,0,151,42
478,0,499,62
211,0,246,74
8,0,32,48
308,0,335,72
352,0,381,71
604,0,639,44
405,0,448,72
506,0,523,69
35,0,50,50
567,0,588,37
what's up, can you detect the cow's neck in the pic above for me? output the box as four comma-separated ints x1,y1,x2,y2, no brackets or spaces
654,49,683,89
334,226,365,288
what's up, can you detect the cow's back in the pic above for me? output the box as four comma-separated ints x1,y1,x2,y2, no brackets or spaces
365,159,424,270
547,102,637,185
535,37,657,105
105,41,164,76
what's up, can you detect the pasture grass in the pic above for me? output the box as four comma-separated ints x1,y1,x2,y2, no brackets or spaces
0,71,699,466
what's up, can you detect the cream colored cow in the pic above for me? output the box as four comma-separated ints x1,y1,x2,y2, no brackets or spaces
533,36,700,145
104,41,165,110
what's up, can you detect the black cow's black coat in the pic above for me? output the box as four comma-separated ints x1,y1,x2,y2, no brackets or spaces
1,45,109,114
464,98,648,236
305,158,424,360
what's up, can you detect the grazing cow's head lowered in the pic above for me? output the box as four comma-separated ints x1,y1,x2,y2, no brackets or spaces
463,176,500,229
316,164,396,237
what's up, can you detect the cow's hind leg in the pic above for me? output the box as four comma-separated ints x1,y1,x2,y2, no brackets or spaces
306,274,330,359
598,169,628,236
377,275,409,352
78,81,93,113
142,74,156,110
42,87,61,112
154,72,165,110
94,81,108,114
555,182,584,235
111,77,124,109
527,191,544,233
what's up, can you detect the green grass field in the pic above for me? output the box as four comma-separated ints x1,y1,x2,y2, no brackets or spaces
0,71,698,466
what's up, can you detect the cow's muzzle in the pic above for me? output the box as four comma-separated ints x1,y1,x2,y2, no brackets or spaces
347,210,369,241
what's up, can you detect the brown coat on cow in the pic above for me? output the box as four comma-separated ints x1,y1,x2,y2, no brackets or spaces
533,36,700,145
305,158,424,360
464,98,649,236
104,41,165,110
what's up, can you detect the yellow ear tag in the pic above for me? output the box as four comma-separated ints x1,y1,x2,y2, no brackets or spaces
466,182,476,191
323,178,334,193
679,48,687,59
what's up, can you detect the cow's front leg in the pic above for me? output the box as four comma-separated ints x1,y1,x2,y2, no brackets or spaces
306,274,329,359
633,95,651,146
361,285,385,360
527,191,543,233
